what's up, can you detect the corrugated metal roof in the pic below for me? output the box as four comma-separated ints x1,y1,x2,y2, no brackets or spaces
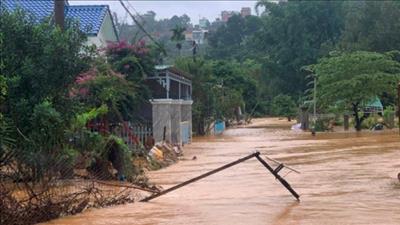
366,96,383,108
154,65,193,80
66,5,108,35
2,0,112,36
155,65,173,70
3,0,54,22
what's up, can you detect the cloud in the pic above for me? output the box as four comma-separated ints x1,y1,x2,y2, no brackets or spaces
69,1,257,24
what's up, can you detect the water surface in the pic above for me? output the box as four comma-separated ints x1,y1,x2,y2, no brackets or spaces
44,118,400,225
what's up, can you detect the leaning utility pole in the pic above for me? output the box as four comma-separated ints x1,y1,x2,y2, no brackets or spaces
141,151,300,202
54,0,65,30
313,74,317,121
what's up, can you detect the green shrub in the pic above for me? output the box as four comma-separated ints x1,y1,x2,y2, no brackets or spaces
313,117,330,132
334,116,344,126
271,94,297,121
361,114,381,129
383,106,395,128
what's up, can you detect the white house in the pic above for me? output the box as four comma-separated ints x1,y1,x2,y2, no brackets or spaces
3,0,119,48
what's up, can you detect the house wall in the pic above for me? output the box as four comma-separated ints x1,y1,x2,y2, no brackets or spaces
151,99,193,145
86,12,118,48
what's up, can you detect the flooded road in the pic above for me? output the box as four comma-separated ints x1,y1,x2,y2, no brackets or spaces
44,118,400,225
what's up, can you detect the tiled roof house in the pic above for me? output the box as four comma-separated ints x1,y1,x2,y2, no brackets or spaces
2,0,119,47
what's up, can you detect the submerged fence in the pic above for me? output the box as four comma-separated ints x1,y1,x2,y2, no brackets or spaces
88,121,153,151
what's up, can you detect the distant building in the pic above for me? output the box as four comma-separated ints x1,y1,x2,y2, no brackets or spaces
363,96,384,114
192,29,208,45
138,11,156,24
241,7,251,17
3,0,119,48
143,11,156,20
185,31,193,41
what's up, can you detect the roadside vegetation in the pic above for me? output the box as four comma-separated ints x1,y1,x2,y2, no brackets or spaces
1,0,400,224
177,0,400,131
0,10,156,225
121,1,400,132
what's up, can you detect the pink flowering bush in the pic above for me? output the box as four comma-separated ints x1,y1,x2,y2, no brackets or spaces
104,40,149,57
70,61,127,98
75,68,97,84
70,39,154,121
101,40,154,84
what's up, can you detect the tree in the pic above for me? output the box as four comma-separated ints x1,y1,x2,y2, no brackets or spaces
310,51,400,131
104,40,154,120
0,75,14,168
174,58,215,135
170,25,186,56
207,15,262,61
175,57,262,133
70,60,137,122
0,9,91,176
339,1,400,52
210,60,259,117
0,10,147,181
251,1,345,95
271,94,297,121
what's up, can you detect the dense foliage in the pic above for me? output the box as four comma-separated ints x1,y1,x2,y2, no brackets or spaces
203,0,400,128
207,14,263,60
175,58,261,134
2,0,400,181
0,10,152,182
271,94,297,121
309,51,400,130
117,0,400,130
0,10,90,178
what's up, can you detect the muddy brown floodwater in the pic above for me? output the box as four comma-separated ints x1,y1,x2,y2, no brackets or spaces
43,118,400,225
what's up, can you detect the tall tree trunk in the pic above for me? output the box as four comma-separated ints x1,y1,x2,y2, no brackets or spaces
352,102,366,131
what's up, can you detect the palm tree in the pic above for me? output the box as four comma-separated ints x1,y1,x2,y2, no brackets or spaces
170,25,186,56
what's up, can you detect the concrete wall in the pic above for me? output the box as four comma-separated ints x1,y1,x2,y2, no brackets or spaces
151,99,193,145
181,102,192,143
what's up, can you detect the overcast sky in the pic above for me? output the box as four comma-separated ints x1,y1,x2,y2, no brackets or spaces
69,1,258,24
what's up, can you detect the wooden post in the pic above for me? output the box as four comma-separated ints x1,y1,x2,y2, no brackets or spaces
344,114,349,131
300,106,309,130
398,82,400,134
54,0,65,30
386,112,395,129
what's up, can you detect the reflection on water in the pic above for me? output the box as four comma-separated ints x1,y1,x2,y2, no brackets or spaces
43,118,400,225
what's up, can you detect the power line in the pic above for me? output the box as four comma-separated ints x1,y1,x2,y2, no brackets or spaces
118,0,166,55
